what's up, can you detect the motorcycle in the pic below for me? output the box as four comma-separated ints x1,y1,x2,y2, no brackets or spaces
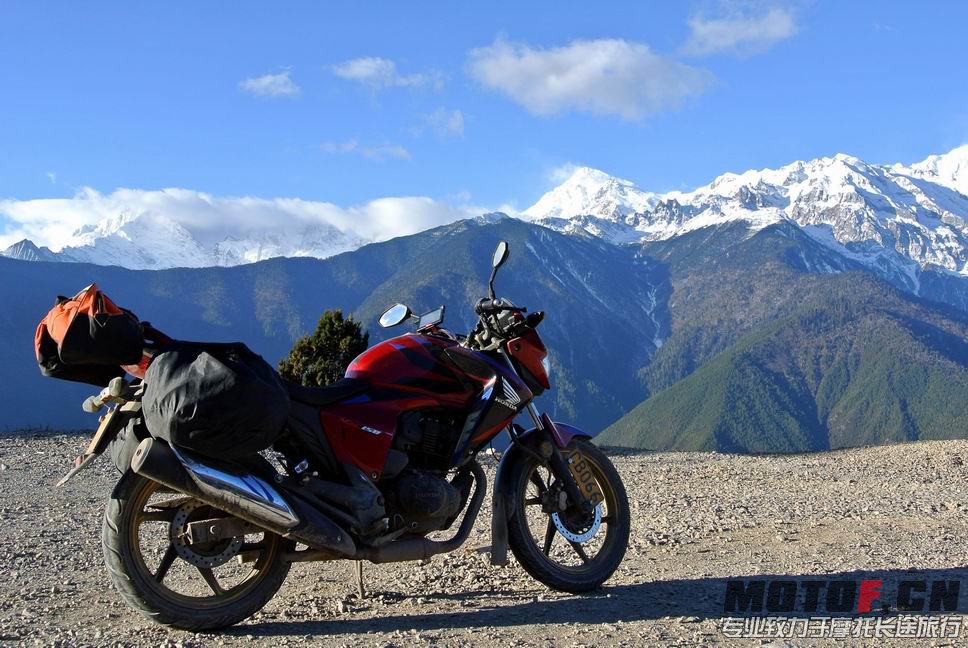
64,240,630,630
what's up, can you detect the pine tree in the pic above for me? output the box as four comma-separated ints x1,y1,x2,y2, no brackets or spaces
278,310,369,387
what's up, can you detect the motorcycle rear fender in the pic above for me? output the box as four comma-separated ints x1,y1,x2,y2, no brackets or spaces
489,422,592,566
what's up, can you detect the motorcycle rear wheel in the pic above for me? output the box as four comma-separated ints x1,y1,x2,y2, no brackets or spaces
102,469,292,630
506,440,630,593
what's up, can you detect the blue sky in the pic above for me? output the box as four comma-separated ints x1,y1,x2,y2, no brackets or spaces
1,1,967,246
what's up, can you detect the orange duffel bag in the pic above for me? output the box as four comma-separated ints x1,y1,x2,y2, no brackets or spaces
34,283,144,386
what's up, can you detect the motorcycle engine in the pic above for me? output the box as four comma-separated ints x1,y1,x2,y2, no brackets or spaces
394,410,465,471
386,470,466,535
386,409,473,534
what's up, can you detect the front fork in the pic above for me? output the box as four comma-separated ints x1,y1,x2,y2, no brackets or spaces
498,347,595,515
521,403,595,515
490,351,595,565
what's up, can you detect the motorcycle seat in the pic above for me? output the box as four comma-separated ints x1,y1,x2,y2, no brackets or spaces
283,377,369,407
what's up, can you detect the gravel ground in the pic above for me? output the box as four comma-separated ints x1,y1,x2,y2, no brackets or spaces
1,433,967,647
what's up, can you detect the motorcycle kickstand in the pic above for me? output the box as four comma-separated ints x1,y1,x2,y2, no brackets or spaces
355,560,365,599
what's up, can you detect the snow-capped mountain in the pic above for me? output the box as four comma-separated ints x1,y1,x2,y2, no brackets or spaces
895,144,968,196
522,167,659,222
1,239,60,262
211,225,366,267
61,211,214,268
524,147,968,290
2,210,368,270
5,146,968,277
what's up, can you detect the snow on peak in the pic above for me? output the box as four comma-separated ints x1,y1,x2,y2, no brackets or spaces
523,167,659,221
58,210,214,269
525,150,968,283
476,211,511,224
8,146,968,278
0,186,484,270
563,166,616,185
897,144,968,197
3,206,368,270
1,239,59,262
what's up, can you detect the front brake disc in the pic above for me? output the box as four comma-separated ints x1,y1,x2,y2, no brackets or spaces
551,503,603,543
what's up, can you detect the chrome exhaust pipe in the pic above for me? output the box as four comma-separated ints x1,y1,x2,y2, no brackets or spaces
131,438,355,557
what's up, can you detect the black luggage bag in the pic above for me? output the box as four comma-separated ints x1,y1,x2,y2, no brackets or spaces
142,342,290,460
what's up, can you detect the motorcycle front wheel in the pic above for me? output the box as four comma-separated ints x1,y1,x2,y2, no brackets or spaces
102,470,292,631
506,439,630,593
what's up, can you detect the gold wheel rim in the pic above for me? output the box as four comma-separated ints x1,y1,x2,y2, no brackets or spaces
520,451,621,574
127,478,281,607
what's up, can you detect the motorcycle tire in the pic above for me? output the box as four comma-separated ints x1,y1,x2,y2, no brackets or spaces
506,439,630,593
102,468,292,630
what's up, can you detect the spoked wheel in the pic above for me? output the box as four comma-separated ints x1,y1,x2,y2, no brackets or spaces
507,440,630,593
102,470,292,630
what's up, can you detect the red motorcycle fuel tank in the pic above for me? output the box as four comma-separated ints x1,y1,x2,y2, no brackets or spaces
319,333,532,480
319,334,479,479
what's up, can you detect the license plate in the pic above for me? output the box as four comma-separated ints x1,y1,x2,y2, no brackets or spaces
566,448,605,505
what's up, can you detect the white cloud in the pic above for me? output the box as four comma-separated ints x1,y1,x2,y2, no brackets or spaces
466,38,710,120
417,108,465,138
320,139,412,161
238,70,301,97
46,171,56,185
0,187,480,251
331,57,443,91
683,6,798,57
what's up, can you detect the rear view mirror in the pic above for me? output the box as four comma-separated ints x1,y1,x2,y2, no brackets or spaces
488,241,509,299
492,241,509,269
379,303,411,328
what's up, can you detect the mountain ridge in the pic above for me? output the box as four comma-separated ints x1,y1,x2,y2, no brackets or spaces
2,208,368,270
0,217,664,432
6,147,968,273
6,213,968,453
527,147,968,293
7,149,968,453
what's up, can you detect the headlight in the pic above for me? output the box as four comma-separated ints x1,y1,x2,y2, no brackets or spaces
541,355,552,379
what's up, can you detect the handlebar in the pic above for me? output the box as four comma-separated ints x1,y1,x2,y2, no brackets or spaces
466,297,540,351
475,298,526,315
